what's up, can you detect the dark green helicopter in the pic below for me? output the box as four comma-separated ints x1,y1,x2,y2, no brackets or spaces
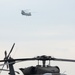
0,43,75,75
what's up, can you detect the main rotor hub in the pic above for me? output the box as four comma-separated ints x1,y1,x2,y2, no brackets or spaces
36,55,52,67
37,55,52,60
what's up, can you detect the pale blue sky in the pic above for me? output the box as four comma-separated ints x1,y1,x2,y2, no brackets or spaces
0,0,75,75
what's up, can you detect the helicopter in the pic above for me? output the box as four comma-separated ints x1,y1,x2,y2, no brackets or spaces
21,10,31,16
0,43,75,75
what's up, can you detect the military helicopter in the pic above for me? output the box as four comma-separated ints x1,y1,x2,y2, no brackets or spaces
21,10,31,16
0,43,75,75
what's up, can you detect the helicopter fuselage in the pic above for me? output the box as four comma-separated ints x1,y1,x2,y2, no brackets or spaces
20,65,65,75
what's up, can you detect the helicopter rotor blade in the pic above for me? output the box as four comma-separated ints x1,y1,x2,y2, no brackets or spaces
0,50,8,73
0,62,6,73
0,57,75,62
12,56,75,62
0,55,75,64
5,50,7,58
7,43,15,58
0,62,15,66
4,51,9,69
4,50,9,68
52,58,75,62
0,43,15,73
0,58,36,62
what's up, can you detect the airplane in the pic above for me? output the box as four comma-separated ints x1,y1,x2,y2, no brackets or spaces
0,43,75,75
21,10,31,16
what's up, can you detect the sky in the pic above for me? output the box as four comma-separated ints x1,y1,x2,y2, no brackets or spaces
0,0,75,75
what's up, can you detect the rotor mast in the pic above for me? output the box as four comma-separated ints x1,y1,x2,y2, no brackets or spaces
8,57,15,75
37,55,51,67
